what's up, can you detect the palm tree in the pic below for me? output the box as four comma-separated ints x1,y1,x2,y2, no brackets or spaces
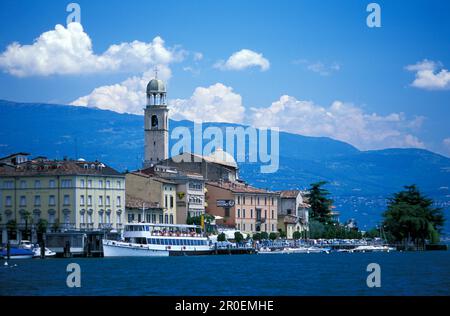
22,210,32,240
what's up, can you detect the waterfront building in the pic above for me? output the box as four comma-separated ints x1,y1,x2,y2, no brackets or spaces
277,190,310,239
0,153,125,243
153,165,206,223
158,149,239,182
206,180,279,234
125,171,177,224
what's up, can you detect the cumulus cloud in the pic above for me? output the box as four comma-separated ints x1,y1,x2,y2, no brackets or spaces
214,49,270,71
71,66,171,114
294,59,341,76
170,83,245,123
405,59,450,90
249,95,425,150
0,23,183,77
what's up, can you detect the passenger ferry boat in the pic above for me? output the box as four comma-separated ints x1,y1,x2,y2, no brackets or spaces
102,223,214,257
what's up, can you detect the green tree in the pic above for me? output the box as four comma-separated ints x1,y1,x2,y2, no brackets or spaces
306,181,333,224
383,185,445,246
309,219,326,239
269,232,278,240
278,229,287,239
252,232,261,241
292,231,301,240
22,210,32,240
260,231,269,240
6,219,17,240
36,219,48,242
217,232,226,242
234,231,244,243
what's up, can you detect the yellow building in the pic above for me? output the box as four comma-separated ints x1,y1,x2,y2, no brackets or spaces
0,153,125,243
125,171,177,224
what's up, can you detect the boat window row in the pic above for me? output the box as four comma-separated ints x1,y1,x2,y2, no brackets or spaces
147,238,207,246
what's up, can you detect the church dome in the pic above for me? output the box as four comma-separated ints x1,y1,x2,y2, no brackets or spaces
207,148,237,168
147,78,166,95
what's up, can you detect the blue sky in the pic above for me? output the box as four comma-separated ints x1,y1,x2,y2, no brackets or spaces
0,0,449,156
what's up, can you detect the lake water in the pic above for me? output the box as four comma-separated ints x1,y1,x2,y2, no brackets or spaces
1,251,449,296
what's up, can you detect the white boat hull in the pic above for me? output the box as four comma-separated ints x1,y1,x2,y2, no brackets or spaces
102,240,169,257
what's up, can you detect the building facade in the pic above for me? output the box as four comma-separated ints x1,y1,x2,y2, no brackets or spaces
206,181,279,235
277,190,310,239
125,171,177,225
0,154,125,243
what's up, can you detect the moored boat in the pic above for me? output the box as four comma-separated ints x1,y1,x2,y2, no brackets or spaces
1,247,34,259
102,223,214,257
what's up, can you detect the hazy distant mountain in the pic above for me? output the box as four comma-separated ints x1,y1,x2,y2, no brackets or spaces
1,99,449,231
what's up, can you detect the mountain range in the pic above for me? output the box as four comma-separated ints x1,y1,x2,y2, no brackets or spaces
1,99,449,232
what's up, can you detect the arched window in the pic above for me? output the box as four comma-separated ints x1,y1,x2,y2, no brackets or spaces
151,115,158,128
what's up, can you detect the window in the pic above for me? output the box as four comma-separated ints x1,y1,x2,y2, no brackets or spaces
5,196,12,207
146,214,151,223
287,208,292,215
106,180,111,189
272,224,275,231
272,210,274,219
3,180,13,189
106,196,110,206
106,212,111,224
265,210,267,218
80,213,85,224
243,196,246,204
35,180,41,189
224,208,230,217
117,212,122,224
128,213,134,223
80,179,85,188
61,179,72,188
165,215,169,224
87,180,92,188
271,197,274,205
64,213,70,225
87,212,93,224
159,215,163,224
63,195,70,206
250,209,253,218
49,179,55,188
116,196,121,207
49,213,55,224
250,224,253,231
237,209,240,218
237,223,240,230
164,195,168,208
98,180,103,188
49,195,55,206
265,224,267,231
98,212,103,224
243,223,246,231
34,195,41,206
98,196,103,206
170,215,174,224
152,214,156,223
20,180,27,189
20,196,26,206
80,195,85,205
237,196,241,205
87,195,92,206
264,197,267,205
170,196,174,208
117,181,121,189
243,209,246,218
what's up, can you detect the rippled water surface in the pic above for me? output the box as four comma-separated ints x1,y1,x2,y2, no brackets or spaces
1,251,449,295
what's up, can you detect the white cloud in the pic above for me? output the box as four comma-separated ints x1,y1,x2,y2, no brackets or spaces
294,59,341,76
0,23,183,77
405,59,450,90
71,66,171,114
214,49,270,71
249,95,425,150
193,52,203,61
170,83,245,123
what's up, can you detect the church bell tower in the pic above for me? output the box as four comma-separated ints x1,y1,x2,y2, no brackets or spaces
143,72,169,168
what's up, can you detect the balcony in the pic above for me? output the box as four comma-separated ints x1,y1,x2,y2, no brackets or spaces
256,217,266,224
61,223,76,230
99,223,113,230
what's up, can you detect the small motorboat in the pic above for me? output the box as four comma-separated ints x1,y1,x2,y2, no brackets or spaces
1,247,34,259
32,247,56,258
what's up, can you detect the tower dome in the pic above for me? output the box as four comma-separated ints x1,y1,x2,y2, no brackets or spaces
146,77,166,106
146,79,166,95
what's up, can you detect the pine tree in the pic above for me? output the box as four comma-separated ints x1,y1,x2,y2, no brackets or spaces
383,185,445,246
306,181,333,224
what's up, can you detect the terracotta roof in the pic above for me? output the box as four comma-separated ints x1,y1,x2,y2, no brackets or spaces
0,159,122,177
278,190,300,198
129,170,177,184
206,181,279,195
125,194,161,209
